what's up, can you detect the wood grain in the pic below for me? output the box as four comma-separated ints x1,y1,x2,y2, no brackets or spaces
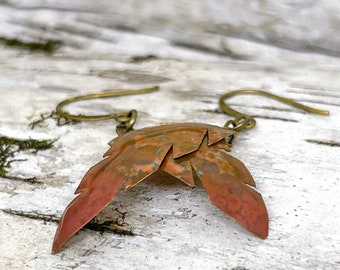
0,2,339,270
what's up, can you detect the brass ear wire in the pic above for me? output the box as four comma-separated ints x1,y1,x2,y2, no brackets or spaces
219,89,330,132
56,86,159,121
56,86,329,137
55,86,159,135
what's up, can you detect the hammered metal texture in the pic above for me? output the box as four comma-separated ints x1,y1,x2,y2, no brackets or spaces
52,123,268,253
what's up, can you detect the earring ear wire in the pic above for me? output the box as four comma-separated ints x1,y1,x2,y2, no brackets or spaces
219,89,329,132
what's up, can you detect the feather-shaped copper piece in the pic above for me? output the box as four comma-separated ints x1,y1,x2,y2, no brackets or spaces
52,123,268,253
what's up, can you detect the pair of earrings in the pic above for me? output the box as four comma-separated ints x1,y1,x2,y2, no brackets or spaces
51,86,329,253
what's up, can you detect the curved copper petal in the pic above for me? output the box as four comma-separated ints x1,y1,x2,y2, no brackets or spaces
52,160,124,253
161,147,195,187
189,139,267,237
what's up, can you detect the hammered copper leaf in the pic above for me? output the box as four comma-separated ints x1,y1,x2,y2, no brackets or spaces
52,123,268,253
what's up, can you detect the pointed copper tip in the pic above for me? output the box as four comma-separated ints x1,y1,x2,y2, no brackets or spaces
51,224,68,254
252,215,269,239
51,246,58,254
51,238,62,254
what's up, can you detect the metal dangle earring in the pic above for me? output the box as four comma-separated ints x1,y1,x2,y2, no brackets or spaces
51,86,329,254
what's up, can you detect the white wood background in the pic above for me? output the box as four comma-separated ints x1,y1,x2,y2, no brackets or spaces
0,2,339,269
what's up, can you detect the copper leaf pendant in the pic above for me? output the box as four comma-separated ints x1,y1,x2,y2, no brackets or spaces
52,123,268,253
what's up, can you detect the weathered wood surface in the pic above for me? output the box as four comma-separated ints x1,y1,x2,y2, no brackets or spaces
1,2,340,270
1,0,340,57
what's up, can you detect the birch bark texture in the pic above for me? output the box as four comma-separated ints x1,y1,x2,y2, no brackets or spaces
0,1,339,270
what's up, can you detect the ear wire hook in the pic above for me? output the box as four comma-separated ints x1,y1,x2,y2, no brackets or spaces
219,89,330,136
56,86,159,135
